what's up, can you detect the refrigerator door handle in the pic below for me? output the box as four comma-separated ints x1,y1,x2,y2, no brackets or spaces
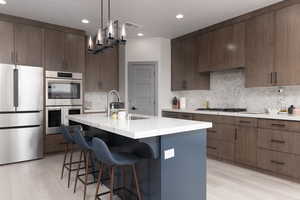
13,68,19,107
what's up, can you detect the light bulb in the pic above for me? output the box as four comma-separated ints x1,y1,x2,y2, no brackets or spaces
121,24,126,41
96,28,103,45
88,36,93,49
108,20,114,39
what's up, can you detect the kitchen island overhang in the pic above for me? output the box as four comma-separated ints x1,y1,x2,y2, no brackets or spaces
68,114,212,200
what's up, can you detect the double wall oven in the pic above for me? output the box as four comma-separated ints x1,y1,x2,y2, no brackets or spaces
45,71,83,135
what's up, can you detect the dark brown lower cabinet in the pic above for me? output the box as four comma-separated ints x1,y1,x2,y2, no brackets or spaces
219,141,235,161
162,111,300,181
235,126,257,167
257,148,295,177
44,134,65,154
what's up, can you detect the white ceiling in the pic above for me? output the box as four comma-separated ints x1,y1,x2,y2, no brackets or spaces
0,0,283,39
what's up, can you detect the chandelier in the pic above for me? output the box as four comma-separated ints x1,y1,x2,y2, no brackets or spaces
88,0,126,54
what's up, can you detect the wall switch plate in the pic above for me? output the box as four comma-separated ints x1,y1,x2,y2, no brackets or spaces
164,148,175,160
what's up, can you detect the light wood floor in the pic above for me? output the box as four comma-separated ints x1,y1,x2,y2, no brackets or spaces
1,153,300,200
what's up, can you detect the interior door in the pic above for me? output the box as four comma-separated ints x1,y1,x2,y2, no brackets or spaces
128,62,156,116
0,64,15,112
16,65,43,111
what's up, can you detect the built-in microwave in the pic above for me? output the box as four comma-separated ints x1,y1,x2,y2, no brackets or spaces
46,106,82,135
45,71,83,106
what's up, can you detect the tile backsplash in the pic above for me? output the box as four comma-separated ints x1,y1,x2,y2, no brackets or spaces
84,92,107,110
172,69,300,112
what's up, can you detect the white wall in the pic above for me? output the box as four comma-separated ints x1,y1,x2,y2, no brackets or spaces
122,37,173,116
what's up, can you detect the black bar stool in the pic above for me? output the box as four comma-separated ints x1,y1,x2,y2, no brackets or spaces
91,137,143,200
61,125,84,188
73,127,98,200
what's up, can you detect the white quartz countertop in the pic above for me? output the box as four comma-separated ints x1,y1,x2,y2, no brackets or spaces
68,113,212,139
162,108,300,122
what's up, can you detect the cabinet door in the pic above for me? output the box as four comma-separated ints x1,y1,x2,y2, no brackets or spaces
235,126,257,167
231,22,245,68
64,33,85,73
14,24,43,67
209,25,232,70
183,37,209,90
245,13,275,87
197,32,210,72
0,21,14,64
85,53,101,92
99,46,119,91
45,29,65,71
171,39,185,90
275,4,300,85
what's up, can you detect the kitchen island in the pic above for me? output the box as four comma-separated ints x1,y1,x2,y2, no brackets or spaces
69,113,212,200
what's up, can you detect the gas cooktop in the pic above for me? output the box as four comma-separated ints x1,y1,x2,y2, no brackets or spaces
196,108,247,112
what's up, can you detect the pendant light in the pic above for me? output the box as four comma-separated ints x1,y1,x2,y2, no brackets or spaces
88,0,126,54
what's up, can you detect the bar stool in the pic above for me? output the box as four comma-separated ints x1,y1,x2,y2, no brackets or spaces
61,125,84,188
73,127,98,200
91,137,143,200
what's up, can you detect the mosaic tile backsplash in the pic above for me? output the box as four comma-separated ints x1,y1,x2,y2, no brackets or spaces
172,69,300,113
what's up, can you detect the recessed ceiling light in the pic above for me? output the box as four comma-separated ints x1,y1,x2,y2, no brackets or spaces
81,19,90,24
176,14,184,19
0,0,7,5
137,33,144,37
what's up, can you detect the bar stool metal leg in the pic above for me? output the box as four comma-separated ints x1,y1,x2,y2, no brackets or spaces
61,143,69,179
67,144,74,188
83,151,89,200
94,163,103,200
110,167,115,200
132,164,142,200
74,150,84,193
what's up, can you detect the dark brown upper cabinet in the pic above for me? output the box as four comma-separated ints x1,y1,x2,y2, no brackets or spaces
45,29,85,73
208,22,245,71
275,4,300,86
14,23,43,66
85,53,101,92
85,46,119,92
64,33,85,73
45,29,65,71
245,12,275,88
171,37,210,91
0,21,14,64
197,32,210,72
0,21,43,66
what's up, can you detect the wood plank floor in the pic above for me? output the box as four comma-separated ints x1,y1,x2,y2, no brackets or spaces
1,153,300,200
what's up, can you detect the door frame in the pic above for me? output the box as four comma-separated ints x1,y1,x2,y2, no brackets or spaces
127,61,158,116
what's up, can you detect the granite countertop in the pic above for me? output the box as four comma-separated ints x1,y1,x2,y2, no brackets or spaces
68,113,212,139
162,108,300,122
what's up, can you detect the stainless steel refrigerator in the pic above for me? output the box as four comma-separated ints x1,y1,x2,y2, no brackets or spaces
0,64,43,165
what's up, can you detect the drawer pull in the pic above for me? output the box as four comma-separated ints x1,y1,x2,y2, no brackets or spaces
271,123,285,127
270,160,285,165
271,139,285,144
207,146,217,150
239,120,251,124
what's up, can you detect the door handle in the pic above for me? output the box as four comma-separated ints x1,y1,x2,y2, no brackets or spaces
131,106,137,110
13,68,19,107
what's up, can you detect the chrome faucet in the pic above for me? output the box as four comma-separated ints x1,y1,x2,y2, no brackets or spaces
106,90,121,116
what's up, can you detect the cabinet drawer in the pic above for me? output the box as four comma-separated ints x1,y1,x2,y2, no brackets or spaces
221,116,237,125
219,141,235,161
257,149,295,177
236,117,257,127
257,129,294,153
294,156,300,179
207,125,219,140
258,119,288,131
193,114,221,124
207,139,219,157
177,113,194,120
